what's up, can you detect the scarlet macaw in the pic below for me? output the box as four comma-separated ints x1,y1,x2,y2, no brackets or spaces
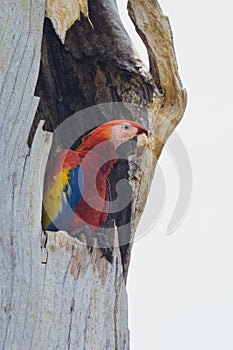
42,119,148,260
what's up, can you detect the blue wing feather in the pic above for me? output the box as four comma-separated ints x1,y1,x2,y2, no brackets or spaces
44,164,84,231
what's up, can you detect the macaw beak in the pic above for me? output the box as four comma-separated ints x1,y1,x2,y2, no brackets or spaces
127,120,148,137
135,133,148,157
136,126,148,137
133,124,148,157
128,122,149,157
132,130,148,158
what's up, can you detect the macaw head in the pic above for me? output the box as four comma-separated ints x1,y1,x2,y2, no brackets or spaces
109,120,148,149
80,119,148,154
77,120,148,159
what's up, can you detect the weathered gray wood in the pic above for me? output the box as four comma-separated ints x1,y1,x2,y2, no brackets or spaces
0,0,186,349
0,0,45,348
0,1,129,349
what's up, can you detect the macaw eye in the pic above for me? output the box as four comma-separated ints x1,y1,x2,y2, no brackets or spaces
124,125,129,130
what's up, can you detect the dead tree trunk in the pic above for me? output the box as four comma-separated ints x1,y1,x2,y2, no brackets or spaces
0,0,186,349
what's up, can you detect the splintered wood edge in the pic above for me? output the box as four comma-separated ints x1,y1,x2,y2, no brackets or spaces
128,0,187,124
45,0,90,43
44,230,123,285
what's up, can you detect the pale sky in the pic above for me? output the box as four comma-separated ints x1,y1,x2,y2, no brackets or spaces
117,1,233,349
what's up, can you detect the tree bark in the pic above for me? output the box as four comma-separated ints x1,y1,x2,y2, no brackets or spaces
0,0,187,349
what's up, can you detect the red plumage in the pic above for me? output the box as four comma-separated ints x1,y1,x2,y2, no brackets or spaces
70,149,116,232
70,120,148,232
